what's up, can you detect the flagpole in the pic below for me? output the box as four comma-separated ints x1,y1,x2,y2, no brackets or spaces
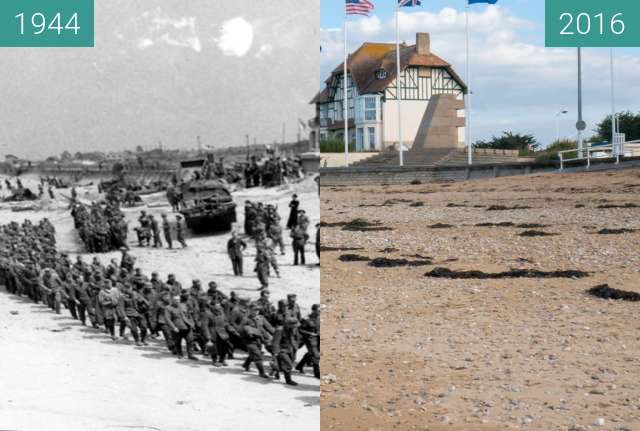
396,3,404,167
343,8,350,167
610,48,617,154
465,0,472,165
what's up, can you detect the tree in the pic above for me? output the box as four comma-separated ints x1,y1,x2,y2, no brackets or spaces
112,162,124,177
473,131,540,153
534,139,577,163
595,111,640,142
60,150,72,161
135,145,144,153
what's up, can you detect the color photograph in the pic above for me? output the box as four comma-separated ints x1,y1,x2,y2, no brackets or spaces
318,0,640,429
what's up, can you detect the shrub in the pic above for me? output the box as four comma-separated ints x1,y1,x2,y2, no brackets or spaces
474,131,540,153
320,139,356,153
535,139,577,163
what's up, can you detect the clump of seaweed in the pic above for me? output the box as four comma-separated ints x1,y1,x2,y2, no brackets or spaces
425,267,589,279
587,284,640,301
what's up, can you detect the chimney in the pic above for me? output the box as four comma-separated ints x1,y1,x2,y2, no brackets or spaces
416,32,430,56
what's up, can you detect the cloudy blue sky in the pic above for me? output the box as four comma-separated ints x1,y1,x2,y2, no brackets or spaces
321,0,640,146
0,0,319,158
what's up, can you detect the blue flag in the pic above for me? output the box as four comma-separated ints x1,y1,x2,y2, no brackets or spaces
468,0,498,4
398,0,421,7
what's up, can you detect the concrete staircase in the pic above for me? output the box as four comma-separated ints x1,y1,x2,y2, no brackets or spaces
438,149,531,166
350,148,452,167
351,148,527,168
346,151,397,167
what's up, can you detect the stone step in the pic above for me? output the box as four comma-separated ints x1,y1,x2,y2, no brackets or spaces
349,148,523,168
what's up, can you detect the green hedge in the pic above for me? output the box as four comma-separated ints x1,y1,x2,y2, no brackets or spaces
320,139,355,153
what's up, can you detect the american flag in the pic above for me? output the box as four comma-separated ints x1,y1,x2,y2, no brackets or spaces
346,0,375,16
398,0,421,6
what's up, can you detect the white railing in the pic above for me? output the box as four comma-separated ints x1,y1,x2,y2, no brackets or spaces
613,133,626,156
624,139,640,157
558,133,626,170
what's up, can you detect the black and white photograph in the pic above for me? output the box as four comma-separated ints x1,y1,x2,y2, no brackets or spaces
0,1,320,430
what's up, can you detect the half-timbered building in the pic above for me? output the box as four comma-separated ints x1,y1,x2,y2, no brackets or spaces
314,33,467,152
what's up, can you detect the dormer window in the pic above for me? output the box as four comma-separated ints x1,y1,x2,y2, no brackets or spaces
375,69,387,80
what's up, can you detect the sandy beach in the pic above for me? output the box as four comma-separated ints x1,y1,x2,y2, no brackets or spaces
0,174,320,431
320,168,640,430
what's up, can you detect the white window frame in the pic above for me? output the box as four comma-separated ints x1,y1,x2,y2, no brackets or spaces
368,126,376,150
364,96,377,121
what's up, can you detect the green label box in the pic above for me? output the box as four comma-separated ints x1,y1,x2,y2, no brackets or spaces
0,0,93,47
546,0,640,47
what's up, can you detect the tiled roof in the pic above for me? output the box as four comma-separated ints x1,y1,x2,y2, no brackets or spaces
310,86,330,104
312,41,467,103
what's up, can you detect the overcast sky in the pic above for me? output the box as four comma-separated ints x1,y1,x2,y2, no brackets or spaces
0,0,319,159
321,0,640,147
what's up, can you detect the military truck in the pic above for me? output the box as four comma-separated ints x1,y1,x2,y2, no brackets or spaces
178,159,237,232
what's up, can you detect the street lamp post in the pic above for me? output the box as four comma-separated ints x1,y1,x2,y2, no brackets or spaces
576,47,586,156
610,48,618,156
555,109,568,144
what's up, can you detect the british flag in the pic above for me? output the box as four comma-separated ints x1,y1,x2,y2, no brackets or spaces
346,0,375,16
398,0,421,6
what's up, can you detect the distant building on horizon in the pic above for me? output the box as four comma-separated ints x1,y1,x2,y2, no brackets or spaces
313,33,467,153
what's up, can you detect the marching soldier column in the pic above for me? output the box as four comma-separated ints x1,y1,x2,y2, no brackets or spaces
0,211,319,386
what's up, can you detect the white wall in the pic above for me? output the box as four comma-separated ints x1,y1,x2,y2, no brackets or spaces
382,99,429,148
457,109,466,146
